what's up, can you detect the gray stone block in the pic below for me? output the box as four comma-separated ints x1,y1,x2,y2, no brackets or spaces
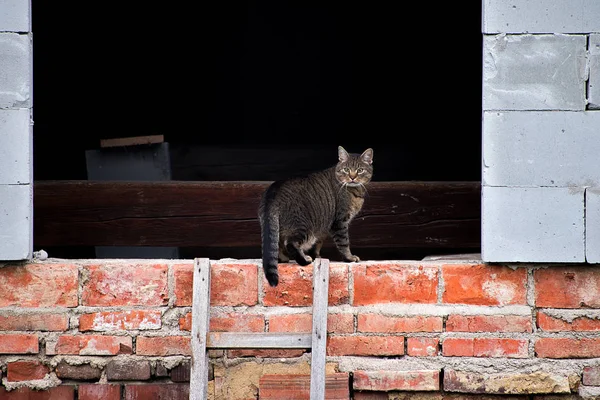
483,34,587,111
483,0,600,33
586,188,600,263
0,0,30,32
482,186,585,262
0,183,31,260
0,108,30,184
0,32,31,109
483,111,600,187
589,34,600,109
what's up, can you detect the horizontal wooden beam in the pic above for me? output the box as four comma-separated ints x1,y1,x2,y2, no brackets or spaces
33,180,481,249
207,332,312,349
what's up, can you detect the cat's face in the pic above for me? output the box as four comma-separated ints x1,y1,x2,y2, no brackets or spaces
335,147,374,187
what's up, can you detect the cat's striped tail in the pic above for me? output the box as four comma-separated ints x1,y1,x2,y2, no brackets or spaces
261,205,280,287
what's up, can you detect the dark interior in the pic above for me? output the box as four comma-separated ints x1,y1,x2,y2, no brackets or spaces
31,1,483,259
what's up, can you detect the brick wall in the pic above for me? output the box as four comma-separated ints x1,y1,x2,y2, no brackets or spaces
1,259,600,399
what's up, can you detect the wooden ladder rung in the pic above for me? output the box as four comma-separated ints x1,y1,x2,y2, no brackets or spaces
207,332,312,349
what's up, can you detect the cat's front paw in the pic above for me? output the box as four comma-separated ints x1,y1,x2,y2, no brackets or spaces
345,255,360,262
296,255,313,266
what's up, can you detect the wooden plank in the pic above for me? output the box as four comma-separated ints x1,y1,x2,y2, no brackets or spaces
33,180,480,249
100,135,164,148
310,258,329,400
207,332,312,349
190,258,210,400
259,373,350,400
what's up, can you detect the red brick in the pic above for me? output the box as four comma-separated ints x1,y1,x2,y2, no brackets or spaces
442,264,527,305
353,370,440,391
211,313,264,332
259,373,349,399
78,384,121,400
172,263,194,306
82,263,168,306
0,264,78,307
446,315,532,332
353,393,389,400
52,335,132,355
79,310,162,331
136,336,191,356
7,361,50,381
123,383,189,399
443,338,528,358
352,264,438,306
0,386,75,399
269,313,353,334
0,334,38,354
407,337,439,356
179,312,192,331
537,311,600,331
212,264,259,306
535,267,600,308
357,314,442,333
263,264,349,306
326,335,404,356
535,338,600,358
227,349,306,358
0,313,68,331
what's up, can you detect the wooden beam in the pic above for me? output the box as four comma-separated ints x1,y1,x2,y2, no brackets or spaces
33,180,480,249
100,135,164,148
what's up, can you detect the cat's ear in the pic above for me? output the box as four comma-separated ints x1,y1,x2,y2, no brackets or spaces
360,148,373,164
338,146,349,162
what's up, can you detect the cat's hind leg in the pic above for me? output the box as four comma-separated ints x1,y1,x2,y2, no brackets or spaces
284,235,314,266
307,240,323,260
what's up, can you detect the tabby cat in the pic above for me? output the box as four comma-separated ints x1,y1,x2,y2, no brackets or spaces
258,146,374,287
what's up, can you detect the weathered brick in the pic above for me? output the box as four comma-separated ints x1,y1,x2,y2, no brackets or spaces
443,338,528,358
136,336,191,356
55,361,102,380
535,338,600,358
326,335,404,356
0,334,38,354
52,335,132,355
269,313,353,334
353,393,389,400
179,312,192,331
227,349,306,358
354,370,440,391
106,359,151,381
446,315,532,332
210,313,264,332
123,383,190,400
260,373,349,399
0,313,68,331
170,360,190,382
263,263,348,306
172,263,194,306
358,314,442,333
7,360,49,381
352,264,438,305
0,386,76,399
407,337,439,356
537,312,600,331
584,366,600,386
535,267,600,308
444,370,570,394
79,310,162,332
82,263,168,306
0,264,78,307
78,384,121,400
442,264,527,305
211,263,259,306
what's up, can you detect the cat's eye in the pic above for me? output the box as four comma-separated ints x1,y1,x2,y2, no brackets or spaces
342,167,349,173
357,168,364,174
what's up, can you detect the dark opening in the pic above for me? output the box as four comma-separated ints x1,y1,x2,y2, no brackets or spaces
32,1,483,259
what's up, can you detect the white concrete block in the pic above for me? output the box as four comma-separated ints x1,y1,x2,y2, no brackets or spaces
482,186,585,262
0,0,30,32
589,34,600,109
0,32,31,109
483,0,600,33
483,111,600,187
483,34,587,111
587,188,600,263
0,109,31,184
0,183,31,260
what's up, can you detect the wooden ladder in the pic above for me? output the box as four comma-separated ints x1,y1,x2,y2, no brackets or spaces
189,258,330,400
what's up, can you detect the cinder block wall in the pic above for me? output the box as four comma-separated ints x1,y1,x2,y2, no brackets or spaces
482,0,600,262
0,0,33,260
1,259,600,399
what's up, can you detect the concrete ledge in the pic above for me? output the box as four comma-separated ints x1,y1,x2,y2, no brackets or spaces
0,0,30,32
0,183,32,260
0,109,30,184
0,32,30,109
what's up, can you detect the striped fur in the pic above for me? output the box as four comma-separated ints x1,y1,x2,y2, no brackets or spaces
258,146,374,287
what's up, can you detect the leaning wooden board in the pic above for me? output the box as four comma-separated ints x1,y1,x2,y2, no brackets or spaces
33,180,480,249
